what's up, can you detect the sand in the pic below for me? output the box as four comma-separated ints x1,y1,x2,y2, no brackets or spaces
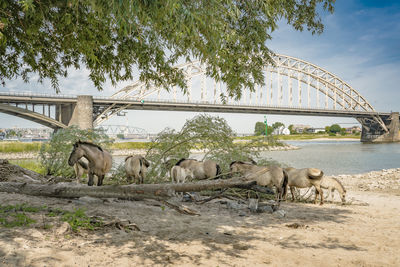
0,169,399,267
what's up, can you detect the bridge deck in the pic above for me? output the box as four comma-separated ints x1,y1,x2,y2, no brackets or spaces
0,93,390,118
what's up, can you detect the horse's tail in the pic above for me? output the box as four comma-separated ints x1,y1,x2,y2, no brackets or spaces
281,169,289,200
77,159,88,170
141,157,150,168
175,158,187,166
308,168,324,179
216,164,221,178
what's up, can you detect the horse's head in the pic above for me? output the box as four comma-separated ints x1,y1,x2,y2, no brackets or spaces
68,142,85,166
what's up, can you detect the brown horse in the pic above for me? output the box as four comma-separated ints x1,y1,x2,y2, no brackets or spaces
284,167,324,205
230,161,288,201
175,158,221,180
68,141,112,186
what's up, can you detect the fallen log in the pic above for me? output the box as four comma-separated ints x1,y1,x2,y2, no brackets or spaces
0,177,257,200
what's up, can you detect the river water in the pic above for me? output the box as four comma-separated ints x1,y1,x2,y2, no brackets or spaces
261,140,400,175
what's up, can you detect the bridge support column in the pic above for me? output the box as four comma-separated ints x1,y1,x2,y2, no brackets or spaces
55,95,93,130
68,95,93,129
360,112,399,143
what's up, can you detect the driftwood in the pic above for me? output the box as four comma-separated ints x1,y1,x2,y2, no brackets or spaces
0,177,257,200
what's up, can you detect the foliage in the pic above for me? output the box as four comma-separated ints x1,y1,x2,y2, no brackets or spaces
254,121,266,136
288,124,296,134
1,0,334,96
39,126,113,177
145,114,270,183
325,126,331,133
61,208,102,232
329,124,341,133
9,159,46,175
272,122,285,129
107,161,128,185
0,141,42,153
0,203,44,228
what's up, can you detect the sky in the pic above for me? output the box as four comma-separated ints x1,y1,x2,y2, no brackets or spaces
1,0,400,134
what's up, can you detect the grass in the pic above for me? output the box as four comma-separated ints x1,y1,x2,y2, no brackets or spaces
0,204,102,231
109,141,151,150
9,159,47,175
60,208,103,232
0,204,45,228
235,133,360,141
0,141,42,153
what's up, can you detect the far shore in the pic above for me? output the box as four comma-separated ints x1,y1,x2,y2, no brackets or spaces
283,137,360,142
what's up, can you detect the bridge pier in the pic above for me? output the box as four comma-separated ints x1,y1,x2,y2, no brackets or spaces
56,95,93,130
359,112,400,143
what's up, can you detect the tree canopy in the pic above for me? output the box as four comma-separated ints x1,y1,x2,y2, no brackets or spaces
1,0,334,97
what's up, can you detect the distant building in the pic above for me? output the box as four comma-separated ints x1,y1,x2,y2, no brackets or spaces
345,126,361,134
306,127,325,133
292,124,311,134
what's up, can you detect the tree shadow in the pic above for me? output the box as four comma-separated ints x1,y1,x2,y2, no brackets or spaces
0,193,358,266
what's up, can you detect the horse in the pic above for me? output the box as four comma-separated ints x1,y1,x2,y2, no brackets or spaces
320,176,346,204
125,155,150,184
170,165,194,184
229,161,288,202
175,158,221,180
73,158,89,183
284,167,324,205
68,141,112,186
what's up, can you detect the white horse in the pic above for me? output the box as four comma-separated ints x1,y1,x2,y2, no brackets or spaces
321,177,346,204
175,158,221,180
125,155,150,184
170,165,194,184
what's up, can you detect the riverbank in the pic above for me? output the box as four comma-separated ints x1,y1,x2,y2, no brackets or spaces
0,168,399,266
0,143,299,160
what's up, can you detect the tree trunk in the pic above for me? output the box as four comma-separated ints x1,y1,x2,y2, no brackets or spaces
0,177,257,200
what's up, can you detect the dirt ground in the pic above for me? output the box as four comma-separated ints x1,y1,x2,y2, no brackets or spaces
0,169,399,267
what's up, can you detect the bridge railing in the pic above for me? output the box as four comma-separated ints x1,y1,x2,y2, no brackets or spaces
0,91,77,99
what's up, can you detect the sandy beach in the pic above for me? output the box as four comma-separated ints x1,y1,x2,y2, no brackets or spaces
0,167,399,266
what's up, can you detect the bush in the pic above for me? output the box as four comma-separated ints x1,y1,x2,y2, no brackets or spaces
39,126,113,177
145,114,271,183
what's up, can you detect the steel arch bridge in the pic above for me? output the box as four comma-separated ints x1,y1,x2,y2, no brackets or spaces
94,54,386,130
0,54,398,142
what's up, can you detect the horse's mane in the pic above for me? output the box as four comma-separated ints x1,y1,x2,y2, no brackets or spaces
332,177,346,192
229,161,255,168
77,141,103,152
175,158,197,166
229,161,244,168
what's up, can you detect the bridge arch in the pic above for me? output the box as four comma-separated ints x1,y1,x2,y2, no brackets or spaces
0,103,66,129
94,54,376,126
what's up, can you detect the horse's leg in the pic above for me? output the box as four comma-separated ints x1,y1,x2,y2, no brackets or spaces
97,175,104,186
314,188,319,204
88,172,94,186
315,185,323,205
325,188,330,200
290,186,296,201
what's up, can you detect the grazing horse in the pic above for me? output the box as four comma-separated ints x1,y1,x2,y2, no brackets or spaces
73,159,89,183
230,161,288,201
284,167,324,205
68,141,112,186
124,155,150,184
321,177,346,204
175,158,221,180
